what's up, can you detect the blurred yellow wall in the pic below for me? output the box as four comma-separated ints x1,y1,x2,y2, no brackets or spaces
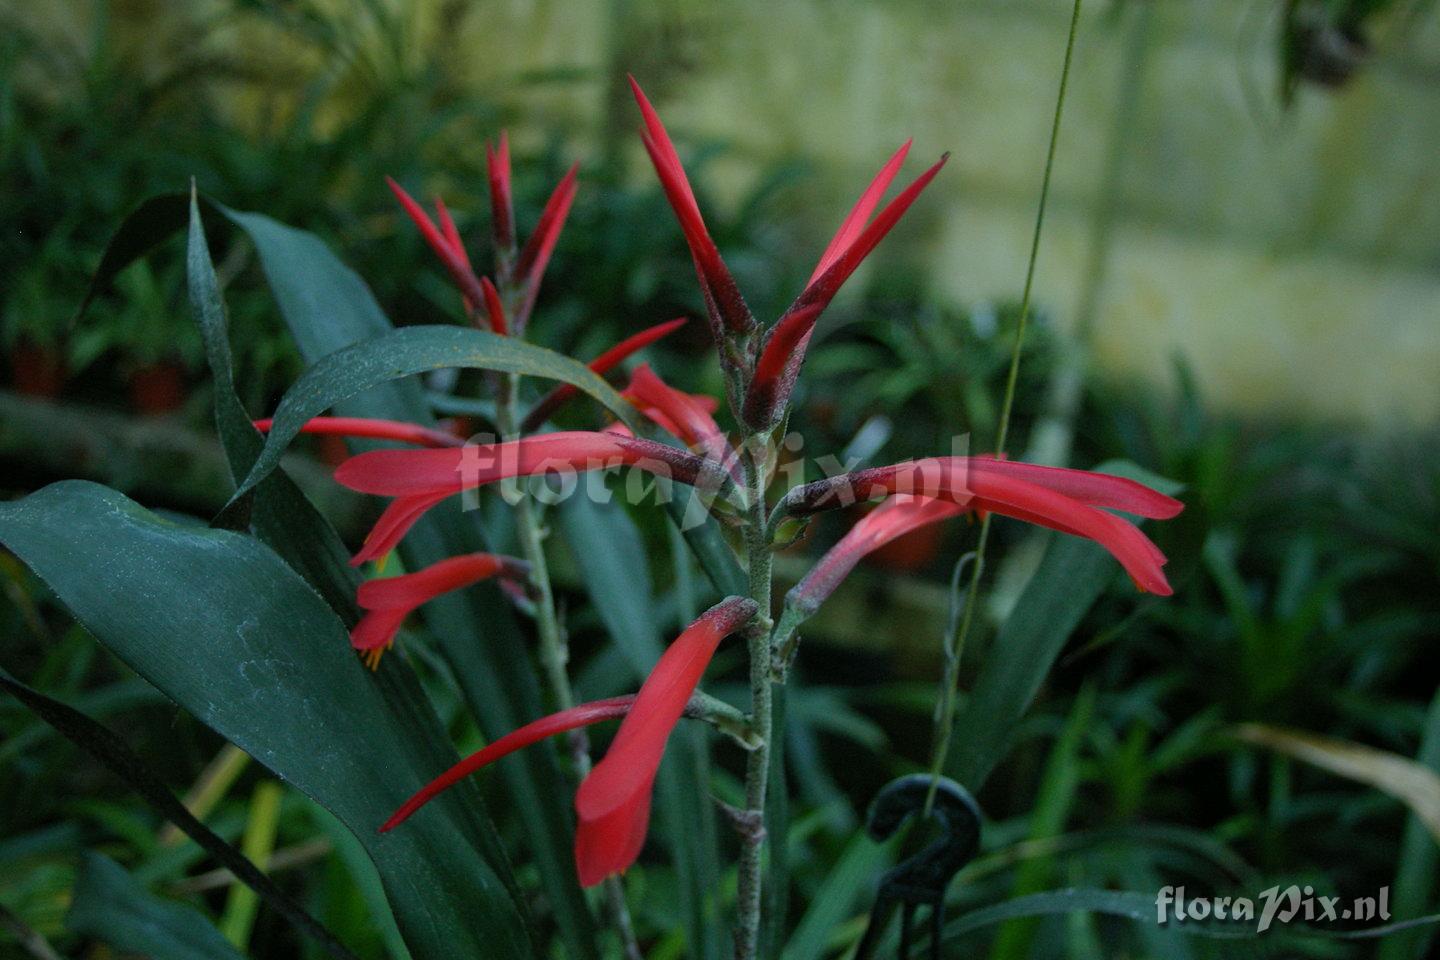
19,0,1440,424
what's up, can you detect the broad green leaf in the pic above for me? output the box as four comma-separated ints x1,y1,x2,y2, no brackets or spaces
230,324,642,504
557,495,724,960
0,482,533,960
66,852,244,960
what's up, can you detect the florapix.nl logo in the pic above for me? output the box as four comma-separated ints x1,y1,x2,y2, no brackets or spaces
1157,885,1390,934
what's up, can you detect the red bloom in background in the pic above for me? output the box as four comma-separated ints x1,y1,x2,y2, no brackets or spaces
621,363,732,466
781,457,1183,596
388,136,578,334
335,432,732,565
379,596,757,887
351,553,529,668
522,317,689,431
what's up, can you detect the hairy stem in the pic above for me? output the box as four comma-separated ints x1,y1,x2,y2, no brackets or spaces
734,441,775,960
924,0,1084,811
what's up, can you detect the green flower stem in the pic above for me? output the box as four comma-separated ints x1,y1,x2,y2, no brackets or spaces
735,440,776,960
924,0,1084,813
492,317,641,960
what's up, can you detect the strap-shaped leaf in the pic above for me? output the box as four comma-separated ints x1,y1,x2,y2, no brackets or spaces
66,852,246,960
229,324,642,505
0,482,534,960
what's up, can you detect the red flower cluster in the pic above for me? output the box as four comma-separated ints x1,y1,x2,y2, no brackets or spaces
262,78,1181,889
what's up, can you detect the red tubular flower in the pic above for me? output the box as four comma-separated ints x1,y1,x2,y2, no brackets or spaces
573,596,756,885
522,317,689,430
787,496,965,614
336,431,731,565
629,76,756,340
621,363,732,466
510,162,579,333
742,150,950,429
252,416,463,448
780,458,1183,595
381,696,636,832
385,177,490,320
377,596,756,888
486,131,515,255
352,553,529,668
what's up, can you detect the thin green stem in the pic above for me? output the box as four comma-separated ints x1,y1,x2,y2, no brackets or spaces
734,441,775,960
924,0,1084,809
492,325,641,960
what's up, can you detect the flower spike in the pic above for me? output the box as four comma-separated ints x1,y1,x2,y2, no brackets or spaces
486,131,515,255
629,76,756,340
386,177,489,314
522,317,689,431
352,553,529,668
743,151,949,429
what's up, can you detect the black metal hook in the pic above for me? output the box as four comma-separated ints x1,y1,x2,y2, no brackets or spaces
855,774,983,960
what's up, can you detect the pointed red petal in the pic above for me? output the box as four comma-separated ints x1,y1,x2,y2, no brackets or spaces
486,132,515,254
349,490,451,567
576,598,755,818
522,317,688,431
253,416,463,448
629,77,754,337
479,276,509,336
808,140,912,286
381,696,635,833
387,177,489,311
510,162,578,330
432,197,470,272
356,553,519,611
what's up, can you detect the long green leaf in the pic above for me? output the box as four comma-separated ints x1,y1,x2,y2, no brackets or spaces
66,852,244,960
0,482,533,960
229,323,642,504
